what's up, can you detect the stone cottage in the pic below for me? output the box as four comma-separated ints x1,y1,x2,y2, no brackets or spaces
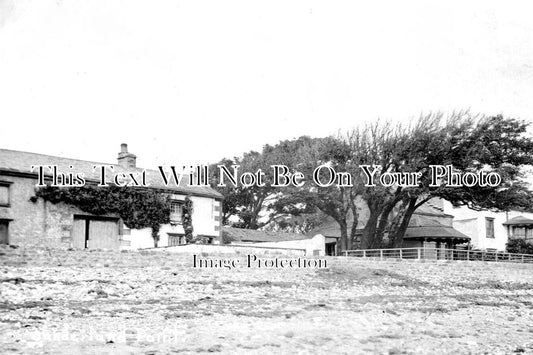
0,144,223,249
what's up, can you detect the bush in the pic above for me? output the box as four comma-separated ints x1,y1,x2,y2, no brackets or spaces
506,239,533,254
221,230,235,244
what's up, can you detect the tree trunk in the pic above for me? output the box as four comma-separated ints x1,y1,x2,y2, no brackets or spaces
348,212,358,250
372,201,397,248
338,219,348,255
361,206,380,249
390,199,417,248
152,225,160,248
249,196,265,229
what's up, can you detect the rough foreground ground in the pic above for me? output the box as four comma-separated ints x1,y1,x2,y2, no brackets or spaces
1,246,533,355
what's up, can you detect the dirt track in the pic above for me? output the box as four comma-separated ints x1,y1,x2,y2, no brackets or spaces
1,246,533,354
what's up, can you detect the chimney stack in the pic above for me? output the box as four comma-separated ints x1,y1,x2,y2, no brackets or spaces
117,143,137,169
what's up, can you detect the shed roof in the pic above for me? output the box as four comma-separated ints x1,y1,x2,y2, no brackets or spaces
502,216,533,226
223,227,312,243
404,214,470,242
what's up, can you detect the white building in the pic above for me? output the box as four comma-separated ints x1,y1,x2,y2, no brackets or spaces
442,200,533,251
222,227,326,256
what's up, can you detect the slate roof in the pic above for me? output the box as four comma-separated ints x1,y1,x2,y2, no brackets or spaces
223,227,312,243
413,203,454,218
0,148,223,199
308,223,345,239
404,214,470,241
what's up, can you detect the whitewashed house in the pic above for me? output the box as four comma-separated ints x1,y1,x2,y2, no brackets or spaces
442,200,533,251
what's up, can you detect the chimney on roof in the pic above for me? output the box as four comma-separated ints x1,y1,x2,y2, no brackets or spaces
117,143,137,169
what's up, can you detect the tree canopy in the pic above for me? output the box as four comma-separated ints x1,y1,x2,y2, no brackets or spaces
211,113,533,253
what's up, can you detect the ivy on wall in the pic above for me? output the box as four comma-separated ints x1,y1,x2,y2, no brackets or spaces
32,185,204,246
182,196,194,243
32,185,172,247
180,197,210,244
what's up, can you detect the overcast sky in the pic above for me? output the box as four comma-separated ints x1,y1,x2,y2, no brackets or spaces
1,1,532,168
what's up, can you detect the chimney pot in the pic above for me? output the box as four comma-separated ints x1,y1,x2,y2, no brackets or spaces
117,143,136,168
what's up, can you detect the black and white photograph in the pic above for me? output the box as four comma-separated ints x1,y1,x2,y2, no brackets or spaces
1,1,533,354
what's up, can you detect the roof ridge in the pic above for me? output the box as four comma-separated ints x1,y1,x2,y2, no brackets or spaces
0,148,114,167
0,148,223,199
0,148,195,176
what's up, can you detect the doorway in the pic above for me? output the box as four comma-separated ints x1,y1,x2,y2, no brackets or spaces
0,220,9,245
71,216,120,249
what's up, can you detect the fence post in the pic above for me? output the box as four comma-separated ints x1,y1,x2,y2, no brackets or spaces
363,250,366,258
467,250,470,261
417,248,421,260
399,249,403,260
522,255,525,263
380,249,383,260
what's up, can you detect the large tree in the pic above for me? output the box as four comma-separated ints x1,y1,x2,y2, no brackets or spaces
209,137,321,229
211,113,533,253
268,135,364,251
351,113,533,249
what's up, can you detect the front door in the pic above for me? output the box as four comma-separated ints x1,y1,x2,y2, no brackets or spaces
72,217,87,248
325,242,336,256
0,220,8,245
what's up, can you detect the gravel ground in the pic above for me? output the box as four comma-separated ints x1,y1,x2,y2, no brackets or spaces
1,246,533,354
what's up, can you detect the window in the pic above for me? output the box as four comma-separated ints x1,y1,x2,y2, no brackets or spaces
527,228,533,242
0,220,9,244
485,217,495,238
168,233,185,246
513,226,527,240
0,183,10,207
512,227,533,241
170,201,183,224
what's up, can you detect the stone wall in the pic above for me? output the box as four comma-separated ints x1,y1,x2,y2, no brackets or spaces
0,174,47,246
0,173,221,249
0,173,119,248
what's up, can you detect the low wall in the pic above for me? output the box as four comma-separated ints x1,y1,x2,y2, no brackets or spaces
144,243,306,256
231,234,326,256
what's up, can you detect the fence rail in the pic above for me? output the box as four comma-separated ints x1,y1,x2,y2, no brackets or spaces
343,247,533,263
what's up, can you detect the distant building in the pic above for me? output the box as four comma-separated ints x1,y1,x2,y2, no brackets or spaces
310,201,470,255
442,200,533,251
0,144,223,249
222,226,326,256
402,202,471,249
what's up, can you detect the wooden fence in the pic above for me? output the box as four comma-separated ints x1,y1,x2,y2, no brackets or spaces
343,247,533,263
